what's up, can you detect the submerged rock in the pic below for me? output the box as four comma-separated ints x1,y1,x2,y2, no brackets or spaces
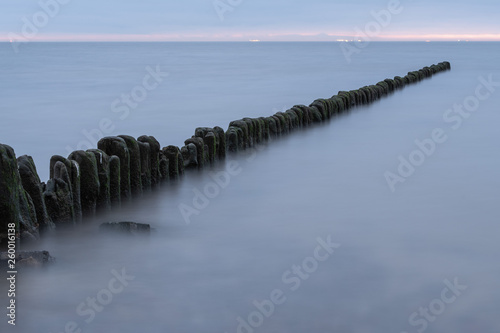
0,250,55,268
99,222,150,236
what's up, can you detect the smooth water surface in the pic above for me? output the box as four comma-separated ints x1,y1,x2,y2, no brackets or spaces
1,42,499,333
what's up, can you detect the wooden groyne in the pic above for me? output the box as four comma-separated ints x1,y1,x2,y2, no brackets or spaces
0,62,451,247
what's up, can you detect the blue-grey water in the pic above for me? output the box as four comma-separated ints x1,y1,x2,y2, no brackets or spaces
1,42,500,333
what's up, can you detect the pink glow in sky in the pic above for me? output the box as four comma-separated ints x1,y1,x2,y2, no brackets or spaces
3,33,500,43
2,0,500,43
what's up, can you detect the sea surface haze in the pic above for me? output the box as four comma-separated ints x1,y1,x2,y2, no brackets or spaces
1,42,499,333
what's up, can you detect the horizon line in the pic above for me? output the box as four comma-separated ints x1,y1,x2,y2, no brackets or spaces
2,40,500,43
3,33,500,43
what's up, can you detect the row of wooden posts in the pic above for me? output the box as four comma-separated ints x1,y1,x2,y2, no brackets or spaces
0,61,451,247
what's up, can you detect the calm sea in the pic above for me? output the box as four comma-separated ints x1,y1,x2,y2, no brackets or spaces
1,42,499,332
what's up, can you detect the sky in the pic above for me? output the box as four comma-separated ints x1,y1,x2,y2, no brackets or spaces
1,0,499,42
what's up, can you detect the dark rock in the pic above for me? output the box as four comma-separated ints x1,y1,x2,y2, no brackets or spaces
0,250,55,269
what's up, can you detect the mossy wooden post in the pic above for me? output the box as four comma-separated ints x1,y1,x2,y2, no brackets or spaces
309,100,327,121
185,137,205,168
138,141,151,191
162,146,182,180
98,136,131,202
118,135,143,196
194,127,218,164
87,149,111,212
213,126,226,159
181,143,198,168
17,155,54,233
204,132,217,164
159,151,169,182
137,135,161,188
49,155,81,223
44,161,75,227
273,113,287,134
229,120,249,148
68,150,100,218
285,110,299,129
109,156,121,208
258,117,270,141
0,144,40,246
226,127,239,152
242,118,255,147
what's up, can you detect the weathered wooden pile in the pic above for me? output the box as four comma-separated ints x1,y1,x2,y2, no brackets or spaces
0,62,451,247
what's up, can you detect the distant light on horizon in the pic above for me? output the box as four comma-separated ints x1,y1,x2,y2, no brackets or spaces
1,33,500,43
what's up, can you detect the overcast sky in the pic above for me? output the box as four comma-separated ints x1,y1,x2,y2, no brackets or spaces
1,0,499,41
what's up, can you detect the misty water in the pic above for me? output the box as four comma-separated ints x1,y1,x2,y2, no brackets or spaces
1,42,500,332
